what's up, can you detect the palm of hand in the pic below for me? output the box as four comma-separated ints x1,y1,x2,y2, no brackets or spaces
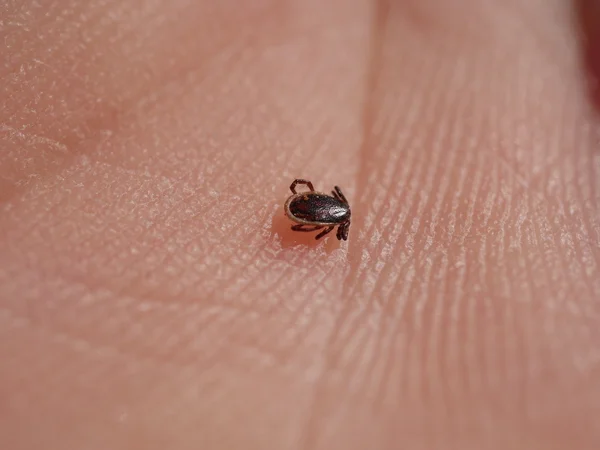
1,1,599,449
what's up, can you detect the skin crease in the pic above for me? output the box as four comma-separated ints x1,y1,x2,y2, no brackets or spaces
1,0,599,448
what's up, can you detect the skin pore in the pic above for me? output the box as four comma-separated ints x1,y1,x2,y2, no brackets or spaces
1,0,599,449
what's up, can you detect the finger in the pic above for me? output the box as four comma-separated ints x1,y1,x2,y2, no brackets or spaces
327,1,600,448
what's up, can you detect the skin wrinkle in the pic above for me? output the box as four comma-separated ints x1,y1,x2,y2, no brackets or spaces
475,172,505,388
568,131,600,275
516,5,596,302
162,8,368,444
1,1,124,185
1,265,325,378
456,130,503,394
349,24,456,301
2,166,198,273
304,1,600,448
368,107,461,405
1,312,304,450
3,22,356,306
4,4,368,436
193,59,360,318
1,299,203,373
345,0,386,272
438,166,479,399
0,1,284,201
327,8,489,420
372,83,446,301
382,252,434,406
3,192,324,368
423,253,450,409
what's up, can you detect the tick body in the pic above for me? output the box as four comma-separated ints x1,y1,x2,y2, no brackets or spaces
284,178,351,241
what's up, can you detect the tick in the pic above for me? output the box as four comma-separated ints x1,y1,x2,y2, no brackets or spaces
284,178,351,241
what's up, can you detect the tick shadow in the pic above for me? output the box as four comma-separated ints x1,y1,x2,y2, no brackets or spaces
270,206,341,254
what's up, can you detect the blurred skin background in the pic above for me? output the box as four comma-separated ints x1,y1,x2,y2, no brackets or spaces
1,0,599,449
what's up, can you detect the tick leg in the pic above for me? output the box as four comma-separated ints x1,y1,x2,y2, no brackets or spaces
336,221,350,241
291,224,322,232
315,225,335,240
331,190,342,202
333,186,348,204
290,179,315,194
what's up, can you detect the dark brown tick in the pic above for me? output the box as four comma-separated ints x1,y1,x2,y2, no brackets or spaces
284,178,351,241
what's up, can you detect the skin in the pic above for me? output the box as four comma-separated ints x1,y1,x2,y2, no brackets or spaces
1,0,599,449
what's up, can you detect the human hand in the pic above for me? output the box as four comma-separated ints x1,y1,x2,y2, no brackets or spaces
1,1,599,449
